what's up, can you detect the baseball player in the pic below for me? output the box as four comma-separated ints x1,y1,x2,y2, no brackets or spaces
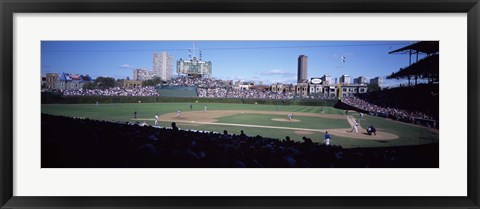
176,109,181,118
204,105,207,113
360,112,364,118
324,131,331,145
154,113,159,126
287,114,293,120
367,125,377,136
351,120,359,133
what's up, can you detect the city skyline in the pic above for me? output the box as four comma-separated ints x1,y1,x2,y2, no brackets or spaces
41,41,423,86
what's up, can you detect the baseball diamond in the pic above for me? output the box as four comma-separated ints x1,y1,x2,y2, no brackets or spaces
41,102,437,148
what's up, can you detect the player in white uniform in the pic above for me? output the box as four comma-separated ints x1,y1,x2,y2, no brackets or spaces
154,113,159,126
351,120,359,133
176,109,181,118
287,114,293,120
204,105,207,113
360,112,364,118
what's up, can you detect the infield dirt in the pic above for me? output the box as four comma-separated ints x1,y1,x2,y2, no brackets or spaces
137,110,399,140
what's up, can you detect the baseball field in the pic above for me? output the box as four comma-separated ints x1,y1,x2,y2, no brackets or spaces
41,102,439,148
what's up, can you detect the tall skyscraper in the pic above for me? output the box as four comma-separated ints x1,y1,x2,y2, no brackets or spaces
153,52,174,81
297,55,308,83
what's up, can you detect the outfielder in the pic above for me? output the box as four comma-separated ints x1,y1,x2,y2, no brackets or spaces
204,105,207,113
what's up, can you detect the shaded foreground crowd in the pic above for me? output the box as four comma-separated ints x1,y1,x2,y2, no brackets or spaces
42,114,438,168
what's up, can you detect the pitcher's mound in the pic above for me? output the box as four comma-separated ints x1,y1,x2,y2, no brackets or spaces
272,118,300,122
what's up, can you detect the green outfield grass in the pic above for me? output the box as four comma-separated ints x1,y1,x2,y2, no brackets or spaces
41,102,438,148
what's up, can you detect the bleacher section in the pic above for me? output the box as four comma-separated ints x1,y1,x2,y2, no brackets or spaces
157,86,198,97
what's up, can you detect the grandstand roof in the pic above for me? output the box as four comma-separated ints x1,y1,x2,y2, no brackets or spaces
387,54,439,80
388,41,439,54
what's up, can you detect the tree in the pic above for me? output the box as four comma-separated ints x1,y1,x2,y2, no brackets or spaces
94,77,116,89
83,82,96,90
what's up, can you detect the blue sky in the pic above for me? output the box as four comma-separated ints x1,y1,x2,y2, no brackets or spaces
41,41,422,86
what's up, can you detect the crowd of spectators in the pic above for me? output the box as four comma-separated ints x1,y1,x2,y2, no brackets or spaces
356,84,439,120
197,87,320,100
342,96,435,125
45,75,337,101
301,94,336,100
167,76,335,100
196,87,338,100
225,88,295,100
42,114,438,168
166,76,227,88
196,87,228,98
62,86,159,97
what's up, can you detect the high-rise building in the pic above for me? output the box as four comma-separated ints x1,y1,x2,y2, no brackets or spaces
340,74,351,84
370,77,384,87
297,55,308,83
153,52,174,81
133,68,155,81
354,76,368,84
321,74,332,85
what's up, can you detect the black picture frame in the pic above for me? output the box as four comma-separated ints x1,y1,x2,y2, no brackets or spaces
1,0,479,208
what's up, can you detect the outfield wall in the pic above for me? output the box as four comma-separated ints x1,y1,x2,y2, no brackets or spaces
41,93,338,107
